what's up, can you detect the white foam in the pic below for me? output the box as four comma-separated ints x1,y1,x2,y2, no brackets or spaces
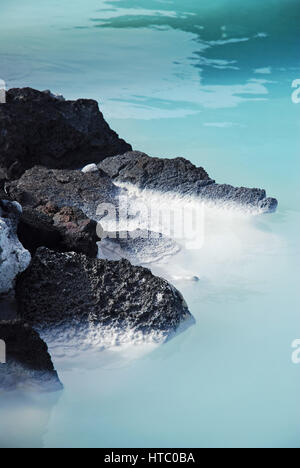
43,180,281,365
97,182,283,292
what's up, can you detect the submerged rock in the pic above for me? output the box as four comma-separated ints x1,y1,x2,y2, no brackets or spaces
0,87,132,180
0,200,31,295
18,203,98,258
7,165,119,221
99,229,181,265
99,151,278,213
0,320,62,392
16,248,193,343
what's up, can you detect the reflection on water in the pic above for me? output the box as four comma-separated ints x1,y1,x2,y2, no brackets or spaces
1,0,298,204
0,0,299,448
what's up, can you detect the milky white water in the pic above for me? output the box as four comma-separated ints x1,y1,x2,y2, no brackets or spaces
1,203,299,448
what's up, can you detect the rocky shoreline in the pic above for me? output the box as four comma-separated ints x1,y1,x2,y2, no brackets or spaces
99,151,278,213
0,88,278,392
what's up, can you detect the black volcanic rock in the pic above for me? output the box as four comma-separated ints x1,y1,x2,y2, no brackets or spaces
99,151,278,213
16,248,193,342
0,200,31,296
18,203,98,258
0,320,62,392
6,165,119,220
99,151,212,192
0,87,132,180
99,229,180,265
0,179,7,200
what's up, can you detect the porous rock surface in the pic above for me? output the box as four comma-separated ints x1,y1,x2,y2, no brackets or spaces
16,248,193,341
99,151,278,212
0,200,31,295
6,166,119,221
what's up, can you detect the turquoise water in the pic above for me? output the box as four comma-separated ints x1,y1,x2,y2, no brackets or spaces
1,0,300,448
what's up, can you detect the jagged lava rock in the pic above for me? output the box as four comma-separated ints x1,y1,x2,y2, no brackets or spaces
0,320,62,391
99,229,180,265
18,203,98,257
99,151,278,213
16,248,193,341
0,87,132,180
7,166,119,221
0,200,31,295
